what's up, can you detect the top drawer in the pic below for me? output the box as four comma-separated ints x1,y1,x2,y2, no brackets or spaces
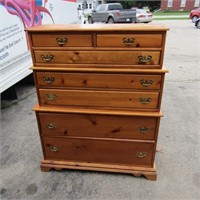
31,33,93,47
97,34,163,48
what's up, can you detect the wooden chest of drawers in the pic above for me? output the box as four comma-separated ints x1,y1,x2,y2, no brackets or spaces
26,24,168,181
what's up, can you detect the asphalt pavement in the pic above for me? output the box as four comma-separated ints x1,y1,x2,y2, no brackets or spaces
1,20,200,200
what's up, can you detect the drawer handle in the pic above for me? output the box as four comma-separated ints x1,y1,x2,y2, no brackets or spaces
41,54,54,62
47,144,59,152
45,94,57,101
46,122,57,129
56,37,67,46
136,152,147,158
43,77,55,84
139,97,151,104
138,55,152,63
123,37,135,46
140,79,153,87
138,126,150,133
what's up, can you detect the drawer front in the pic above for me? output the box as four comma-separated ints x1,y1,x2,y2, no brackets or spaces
97,34,163,47
36,72,162,90
31,33,92,47
34,51,161,67
43,137,154,167
39,89,159,110
38,112,159,140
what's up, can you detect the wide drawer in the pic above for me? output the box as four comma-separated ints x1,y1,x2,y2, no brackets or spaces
43,137,154,167
39,89,159,110
35,72,162,90
97,34,163,47
31,33,92,47
34,51,161,67
38,112,159,140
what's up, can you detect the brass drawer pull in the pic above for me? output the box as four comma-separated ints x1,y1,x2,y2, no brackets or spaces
136,152,147,158
139,97,151,104
123,37,135,46
43,77,55,84
46,122,57,129
47,144,59,152
140,79,153,87
45,94,57,101
41,54,54,62
138,126,150,133
56,37,67,46
138,55,152,63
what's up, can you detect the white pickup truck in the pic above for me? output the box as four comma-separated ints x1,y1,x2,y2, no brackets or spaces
88,3,136,24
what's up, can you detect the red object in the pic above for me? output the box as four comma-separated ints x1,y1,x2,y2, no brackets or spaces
138,15,145,18
189,7,200,22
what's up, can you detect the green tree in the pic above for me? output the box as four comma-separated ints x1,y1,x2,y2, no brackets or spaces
107,1,161,12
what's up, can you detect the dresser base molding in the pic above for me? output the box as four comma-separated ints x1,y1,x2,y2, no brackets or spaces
40,160,157,181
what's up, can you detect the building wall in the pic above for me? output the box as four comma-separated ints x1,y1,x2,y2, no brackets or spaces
161,0,200,11
77,0,104,13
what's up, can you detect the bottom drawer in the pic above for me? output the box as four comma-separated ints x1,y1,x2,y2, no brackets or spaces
43,137,154,167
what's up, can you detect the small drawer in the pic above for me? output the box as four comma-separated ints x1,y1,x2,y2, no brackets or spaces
38,112,159,140
34,50,161,67
43,137,154,167
97,34,163,47
31,33,92,47
35,72,162,90
39,89,160,110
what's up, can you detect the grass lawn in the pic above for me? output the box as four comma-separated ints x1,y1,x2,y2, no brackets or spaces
154,10,190,16
154,17,188,20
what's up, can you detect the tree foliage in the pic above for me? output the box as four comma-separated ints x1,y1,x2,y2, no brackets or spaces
107,1,161,12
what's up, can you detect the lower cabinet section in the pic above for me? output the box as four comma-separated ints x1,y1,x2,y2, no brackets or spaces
42,137,155,167
34,106,160,180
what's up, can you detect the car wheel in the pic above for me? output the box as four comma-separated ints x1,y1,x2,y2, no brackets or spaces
192,15,198,23
107,17,114,24
196,20,200,29
88,16,93,24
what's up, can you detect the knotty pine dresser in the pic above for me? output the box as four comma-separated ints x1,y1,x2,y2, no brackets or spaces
26,24,168,181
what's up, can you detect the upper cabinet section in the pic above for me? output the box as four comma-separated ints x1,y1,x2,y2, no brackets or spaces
26,24,168,69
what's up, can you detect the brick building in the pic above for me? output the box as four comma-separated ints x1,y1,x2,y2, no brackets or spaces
77,0,200,12
161,0,200,11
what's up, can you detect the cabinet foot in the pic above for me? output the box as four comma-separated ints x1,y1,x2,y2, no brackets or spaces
55,167,63,171
132,172,157,181
41,166,63,172
41,166,52,172
144,173,157,181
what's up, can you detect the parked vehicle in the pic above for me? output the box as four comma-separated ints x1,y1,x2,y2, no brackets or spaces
195,18,200,29
135,8,153,23
88,3,136,24
189,7,200,23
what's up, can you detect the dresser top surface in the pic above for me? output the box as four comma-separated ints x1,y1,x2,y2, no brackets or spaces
25,24,169,32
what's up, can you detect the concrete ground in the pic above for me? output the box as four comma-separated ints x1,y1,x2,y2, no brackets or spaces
1,20,200,200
